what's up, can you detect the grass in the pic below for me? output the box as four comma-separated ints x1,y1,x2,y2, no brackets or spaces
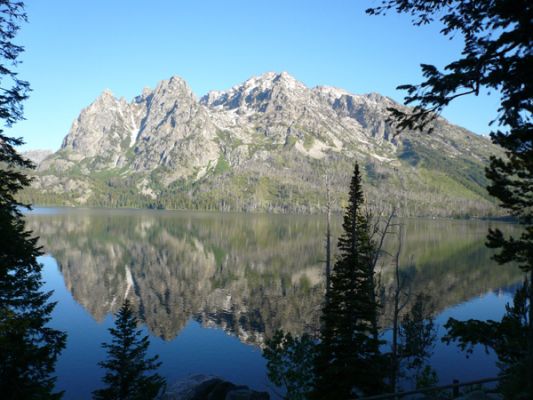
214,155,231,174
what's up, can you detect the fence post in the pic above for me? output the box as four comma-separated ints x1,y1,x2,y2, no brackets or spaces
452,379,460,398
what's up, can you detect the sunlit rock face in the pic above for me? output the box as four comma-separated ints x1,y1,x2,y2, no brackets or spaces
31,72,501,217
27,210,522,345
22,149,53,166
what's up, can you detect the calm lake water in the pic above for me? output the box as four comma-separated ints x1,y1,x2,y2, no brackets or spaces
25,208,523,399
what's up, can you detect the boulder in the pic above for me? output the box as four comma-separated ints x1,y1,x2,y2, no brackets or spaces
163,374,269,400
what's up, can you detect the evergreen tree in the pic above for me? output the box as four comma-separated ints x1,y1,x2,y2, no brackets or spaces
367,1,532,397
398,293,438,390
0,1,67,398
444,280,530,399
312,162,385,399
93,300,165,400
263,330,316,400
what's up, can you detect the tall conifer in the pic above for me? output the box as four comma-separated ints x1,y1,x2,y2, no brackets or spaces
0,1,67,398
367,2,532,396
312,163,384,399
93,300,165,400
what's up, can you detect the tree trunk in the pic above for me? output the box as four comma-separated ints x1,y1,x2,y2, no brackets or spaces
325,174,331,296
529,269,533,395
391,224,403,394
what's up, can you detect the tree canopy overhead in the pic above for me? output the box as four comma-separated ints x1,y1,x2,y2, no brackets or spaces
0,0,32,212
366,0,531,133
367,0,532,397
366,1,532,249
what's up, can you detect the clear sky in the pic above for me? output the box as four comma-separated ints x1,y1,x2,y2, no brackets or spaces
13,0,501,151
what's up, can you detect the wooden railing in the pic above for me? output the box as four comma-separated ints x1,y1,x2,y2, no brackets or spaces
358,376,502,399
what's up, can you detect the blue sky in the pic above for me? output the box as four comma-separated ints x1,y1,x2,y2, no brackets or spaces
14,0,501,151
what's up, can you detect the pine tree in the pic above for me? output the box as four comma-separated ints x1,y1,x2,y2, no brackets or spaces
398,293,438,389
312,163,385,399
367,2,532,397
444,279,530,399
263,330,316,400
0,1,67,398
93,300,165,400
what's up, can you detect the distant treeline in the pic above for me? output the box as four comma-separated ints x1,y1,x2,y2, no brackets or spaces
19,178,500,218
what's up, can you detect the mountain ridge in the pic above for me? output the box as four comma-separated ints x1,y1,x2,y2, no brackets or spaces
23,72,501,217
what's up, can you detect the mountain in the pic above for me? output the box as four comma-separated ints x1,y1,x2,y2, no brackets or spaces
22,149,53,166
24,72,501,217
25,210,522,343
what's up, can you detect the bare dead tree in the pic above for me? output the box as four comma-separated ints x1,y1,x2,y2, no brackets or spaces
364,205,398,347
390,224,412,394
325,173,332,297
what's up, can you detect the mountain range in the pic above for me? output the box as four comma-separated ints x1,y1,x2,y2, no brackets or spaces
23,72,501,217
26,211,521,342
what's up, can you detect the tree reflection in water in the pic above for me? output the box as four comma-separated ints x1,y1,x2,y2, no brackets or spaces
26,209,523,345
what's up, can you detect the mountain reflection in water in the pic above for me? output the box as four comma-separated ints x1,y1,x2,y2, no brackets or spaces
26,208,523,346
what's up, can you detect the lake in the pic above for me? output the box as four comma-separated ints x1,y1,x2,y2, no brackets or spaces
25,208,524,399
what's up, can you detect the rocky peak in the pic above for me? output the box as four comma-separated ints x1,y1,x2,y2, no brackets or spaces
200,71,308,113
139,76,198,123
60,88,139,165
363,92,394,104
36,73,500,217
131,75,219,178
137,75,200,128
22,149,53,166
77,90,133,124
133,87,154,104
100,88,114,97
152,75,195,103
90,89,119,107
313,85,351,101
243,71,305,92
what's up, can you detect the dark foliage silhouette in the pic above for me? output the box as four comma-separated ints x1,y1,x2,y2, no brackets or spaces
444,280,530,399
368,1,532,396
0,1,66,398
93,300,165,400
263,330,316,400
311,163,385,399
398,293,438,389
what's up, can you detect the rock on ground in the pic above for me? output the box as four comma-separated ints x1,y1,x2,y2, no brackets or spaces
163,374,270,400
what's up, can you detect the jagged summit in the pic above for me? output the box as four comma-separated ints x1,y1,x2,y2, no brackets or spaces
153,75,195,97
32,73,500,217
229,71,303,92
100,88,115,97
314,85,350,98
90,89,119,107
201,71,307,112
244,71,304,90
